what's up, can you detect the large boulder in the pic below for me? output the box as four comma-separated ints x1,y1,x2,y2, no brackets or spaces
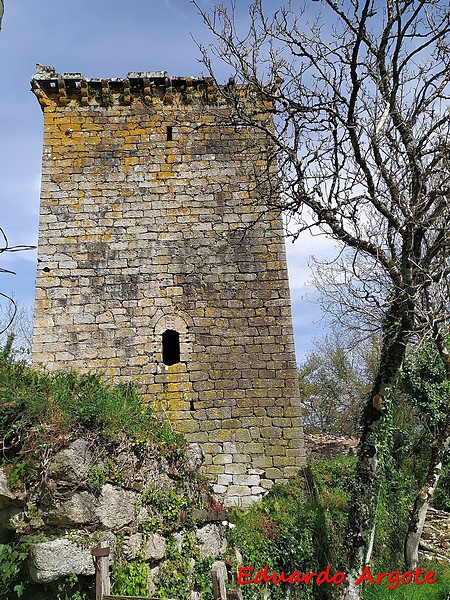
96,484,138,528
28,538,95,583
45,491,98,526
47,439,93,488
122,532,167,561
195,524,227,558
123,532,144,560
144,533,167,561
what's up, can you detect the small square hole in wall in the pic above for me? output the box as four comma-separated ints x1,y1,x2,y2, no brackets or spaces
162,329,180,366
166,126,173,142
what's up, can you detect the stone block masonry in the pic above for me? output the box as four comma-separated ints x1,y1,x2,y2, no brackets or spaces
31,65,305,506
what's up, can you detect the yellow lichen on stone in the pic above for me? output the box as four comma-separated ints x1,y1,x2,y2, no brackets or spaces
31,67,305,506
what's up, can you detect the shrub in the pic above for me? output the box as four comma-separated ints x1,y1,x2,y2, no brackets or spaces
227,459,357,600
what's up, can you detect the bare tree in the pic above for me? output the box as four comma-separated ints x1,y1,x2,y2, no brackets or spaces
299,329,378,436
0,227,35,336
0,0,3,31
0,296,33,360
195,0,450,596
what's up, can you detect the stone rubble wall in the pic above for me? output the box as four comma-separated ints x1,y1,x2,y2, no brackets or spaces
304,434,358,462
0,438,227,592
419,507,450,564
31,66,305,505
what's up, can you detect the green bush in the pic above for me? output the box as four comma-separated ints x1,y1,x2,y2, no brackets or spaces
227,459,357,600
112,560,151,597
0,359,155,441
0,542,27,598
226,457,450,600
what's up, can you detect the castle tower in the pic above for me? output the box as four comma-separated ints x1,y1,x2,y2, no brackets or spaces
31,66,305,506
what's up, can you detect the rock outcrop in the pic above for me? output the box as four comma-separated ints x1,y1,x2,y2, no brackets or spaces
28,539,96,583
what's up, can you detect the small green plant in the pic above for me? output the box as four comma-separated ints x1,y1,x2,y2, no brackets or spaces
86,465,107,493
112,560,151,596
141,516,161,533
87,458,123,494
0,543,28,598
192,557,215,600
141,488,189,532
3,460,27,490
55,573,90,600
155,533,194,600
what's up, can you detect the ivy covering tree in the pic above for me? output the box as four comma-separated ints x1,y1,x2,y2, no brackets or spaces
402,343,450,571
195,1,450,597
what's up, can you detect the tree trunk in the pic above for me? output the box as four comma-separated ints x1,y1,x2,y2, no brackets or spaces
343,305,411,599
405,426,450,569
405,335,450,570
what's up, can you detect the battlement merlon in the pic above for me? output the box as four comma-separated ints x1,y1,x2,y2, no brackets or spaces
30,65,277,112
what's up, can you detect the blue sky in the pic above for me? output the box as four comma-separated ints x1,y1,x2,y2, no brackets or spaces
0,0,333,360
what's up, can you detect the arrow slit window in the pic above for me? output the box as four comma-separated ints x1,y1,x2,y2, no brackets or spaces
162,329,180,366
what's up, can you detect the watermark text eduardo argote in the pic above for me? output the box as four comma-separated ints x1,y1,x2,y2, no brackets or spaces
237,565,437,591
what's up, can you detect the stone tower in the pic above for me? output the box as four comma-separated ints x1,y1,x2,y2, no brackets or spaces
31,66,305,506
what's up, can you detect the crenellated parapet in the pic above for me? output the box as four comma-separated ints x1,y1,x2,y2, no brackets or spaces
31,65,226,110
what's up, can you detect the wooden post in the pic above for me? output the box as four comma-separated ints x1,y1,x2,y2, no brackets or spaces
92,541,111,600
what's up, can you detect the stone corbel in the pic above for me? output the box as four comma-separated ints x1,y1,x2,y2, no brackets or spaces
80,79,89,106
123,78,131,105
57,76,67,106
101,79,110,105
143,77,151,104
31,81,51,109
164,77,173,105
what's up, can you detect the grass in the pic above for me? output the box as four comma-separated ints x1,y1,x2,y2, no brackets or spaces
362,563,450,599
0,341,185,480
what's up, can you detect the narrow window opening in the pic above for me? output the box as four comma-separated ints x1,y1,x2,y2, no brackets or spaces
166,126,173,142
162,329,180,366
190,400,195,411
